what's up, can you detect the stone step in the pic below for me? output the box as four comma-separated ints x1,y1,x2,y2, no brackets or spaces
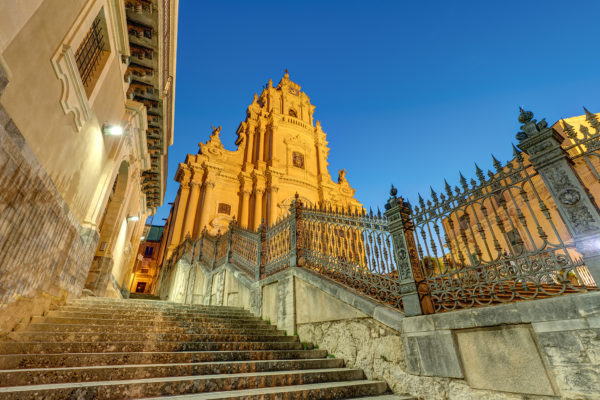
12,331,297,344
0,350,329,369
130,381,388,400
19,323,282,335
355,395,416,400
0,368,365,399
0,358,344,386
69,299,243,311
46,310,258,321
0,340,304,354
56,306,253,318
31,316,271,328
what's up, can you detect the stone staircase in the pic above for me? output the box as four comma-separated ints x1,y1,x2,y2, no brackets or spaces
0,298,411,399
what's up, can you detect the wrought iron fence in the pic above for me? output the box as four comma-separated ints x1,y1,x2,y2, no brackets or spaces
263,216,292,278
230,225,260,279
301,205,403,309
159,109,600,315
411,149,594,312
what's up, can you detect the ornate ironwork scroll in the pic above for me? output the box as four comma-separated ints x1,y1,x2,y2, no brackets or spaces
214,234,228,267
230,225,260,278
263,216,292,278
412,144,596,312
301,205,403,309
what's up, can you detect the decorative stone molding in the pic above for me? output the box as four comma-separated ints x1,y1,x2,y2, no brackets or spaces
51,44,92,131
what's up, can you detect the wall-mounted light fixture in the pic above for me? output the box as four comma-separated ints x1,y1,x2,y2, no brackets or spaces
102,124,124,136
127,215,140,222
140,236,146,241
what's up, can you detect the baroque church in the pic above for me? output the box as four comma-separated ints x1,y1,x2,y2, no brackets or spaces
161,71,362,256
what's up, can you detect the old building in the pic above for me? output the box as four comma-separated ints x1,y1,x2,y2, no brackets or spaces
130,224,164,294
0,0,178,331
161,71,362,258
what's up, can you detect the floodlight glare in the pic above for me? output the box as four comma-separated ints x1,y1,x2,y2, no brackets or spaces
102,124,123,136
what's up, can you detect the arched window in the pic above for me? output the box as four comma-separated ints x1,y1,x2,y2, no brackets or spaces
289,108,298,118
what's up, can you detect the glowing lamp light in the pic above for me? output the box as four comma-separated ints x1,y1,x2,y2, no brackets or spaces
102,124,123,136
127,215,140,222
140,236,146,241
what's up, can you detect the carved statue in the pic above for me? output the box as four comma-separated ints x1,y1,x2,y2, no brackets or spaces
210,125,221,138
338,169,347,184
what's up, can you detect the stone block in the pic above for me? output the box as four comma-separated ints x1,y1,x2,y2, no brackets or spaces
456,325,556,396
371,306,403,332
536,330,588,366
551,365,600,399
516,296,578,323
432,309,476,330
532,318,589,333
470,303,521,327
573,292,600,318
402,315,434,333
403,330,463,378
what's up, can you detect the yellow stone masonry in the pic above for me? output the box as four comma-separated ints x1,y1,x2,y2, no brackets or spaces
163,72,362,255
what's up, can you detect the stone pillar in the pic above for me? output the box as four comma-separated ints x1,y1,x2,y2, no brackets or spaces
171,183,190,246
245,129,255,165
516,109,600,285
199,179,216,232
253,187,265,230
269,186,279,226
257,124,265,163
181,168,203,239
238,174,251,229
384,187,430,316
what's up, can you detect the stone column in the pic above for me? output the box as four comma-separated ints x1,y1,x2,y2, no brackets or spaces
253,187,265,230
240,189,251,228
257,124,265,163
245,129,255,166
182,177,201,239
269,186,279,226
199,178,216,232
517,109,600,285
171,183,190,246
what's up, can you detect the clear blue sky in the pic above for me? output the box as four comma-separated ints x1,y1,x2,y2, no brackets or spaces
150,0,600,224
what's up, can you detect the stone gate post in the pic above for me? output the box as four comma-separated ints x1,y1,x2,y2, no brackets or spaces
384,187,431,316
517,108,600,285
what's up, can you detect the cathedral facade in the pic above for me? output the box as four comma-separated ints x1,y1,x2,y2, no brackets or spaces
162,72,362,256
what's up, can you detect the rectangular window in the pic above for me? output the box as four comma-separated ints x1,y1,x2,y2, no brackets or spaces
293,152,304,168
144,246,154,257
75,10,110,96
218,203,231,215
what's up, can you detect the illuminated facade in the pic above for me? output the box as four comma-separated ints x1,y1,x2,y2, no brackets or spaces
162,72,362,256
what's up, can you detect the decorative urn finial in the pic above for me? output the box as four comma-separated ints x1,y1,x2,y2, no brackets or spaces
516,107,548,142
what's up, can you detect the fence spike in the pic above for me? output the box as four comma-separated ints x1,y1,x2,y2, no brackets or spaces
511,143,524,163
583,107,600,130
369,207,374,217
474,163,485,182
561,119,578,139
377,207,382,218
418,193,425,209
430,186,439,204
459,172,468,190
491,154,502,172
444,179,453,197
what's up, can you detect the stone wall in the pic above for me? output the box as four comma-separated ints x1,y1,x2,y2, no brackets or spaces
0,64,99,334
401,293,600,399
